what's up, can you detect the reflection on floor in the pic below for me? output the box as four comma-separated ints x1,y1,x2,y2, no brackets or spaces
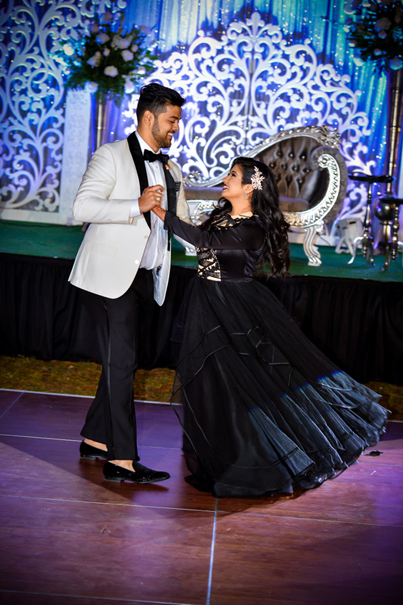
0,388,402,605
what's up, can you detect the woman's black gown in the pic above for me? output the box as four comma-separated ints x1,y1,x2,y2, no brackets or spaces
164,211,389,498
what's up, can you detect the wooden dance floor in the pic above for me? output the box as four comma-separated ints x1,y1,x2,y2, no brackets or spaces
0,389,402,605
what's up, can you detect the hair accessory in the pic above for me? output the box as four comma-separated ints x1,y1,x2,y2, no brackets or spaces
251,165,265,190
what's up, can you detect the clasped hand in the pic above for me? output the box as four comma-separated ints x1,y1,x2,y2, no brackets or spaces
139,185,166,221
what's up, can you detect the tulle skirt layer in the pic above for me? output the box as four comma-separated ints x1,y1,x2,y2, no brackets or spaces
171,276,389,498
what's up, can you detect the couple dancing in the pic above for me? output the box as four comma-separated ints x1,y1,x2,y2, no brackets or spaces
70,83,388,498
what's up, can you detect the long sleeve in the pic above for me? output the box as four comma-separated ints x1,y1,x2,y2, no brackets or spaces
164,212,264,251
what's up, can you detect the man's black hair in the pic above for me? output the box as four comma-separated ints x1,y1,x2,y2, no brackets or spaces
136,82,186,122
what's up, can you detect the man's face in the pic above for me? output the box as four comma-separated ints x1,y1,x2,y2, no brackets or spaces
150,104,182,149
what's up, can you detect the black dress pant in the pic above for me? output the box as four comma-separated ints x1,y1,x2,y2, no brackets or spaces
80,269,154,461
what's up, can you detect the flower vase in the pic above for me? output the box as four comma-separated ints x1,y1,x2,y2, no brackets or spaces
89,95,118,158
374,68,403,259
82,96,118,231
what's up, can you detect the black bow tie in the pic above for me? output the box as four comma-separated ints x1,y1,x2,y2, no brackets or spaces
144,149,169,165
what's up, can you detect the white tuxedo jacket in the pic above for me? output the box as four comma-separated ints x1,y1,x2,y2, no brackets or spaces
68,138,190,305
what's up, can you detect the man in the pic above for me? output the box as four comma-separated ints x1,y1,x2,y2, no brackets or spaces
69,83,190,483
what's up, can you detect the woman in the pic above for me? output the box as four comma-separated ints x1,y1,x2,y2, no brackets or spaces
150,157,388,498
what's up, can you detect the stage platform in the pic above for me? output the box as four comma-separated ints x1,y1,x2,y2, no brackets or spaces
1,220,402,385
1,219,403,280
0,388,402,605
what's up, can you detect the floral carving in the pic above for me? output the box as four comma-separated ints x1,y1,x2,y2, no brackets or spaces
125,10,375,224
0,0,117,213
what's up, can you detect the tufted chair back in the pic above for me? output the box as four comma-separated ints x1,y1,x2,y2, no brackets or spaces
256,137,328,208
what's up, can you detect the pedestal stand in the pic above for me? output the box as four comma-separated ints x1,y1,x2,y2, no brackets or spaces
348,173,393,266
375,195,403,269
374,68,403,270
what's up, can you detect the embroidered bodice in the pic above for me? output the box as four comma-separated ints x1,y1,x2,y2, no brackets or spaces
164,211,265,282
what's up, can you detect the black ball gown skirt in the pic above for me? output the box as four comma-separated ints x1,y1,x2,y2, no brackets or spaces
171,275,389,498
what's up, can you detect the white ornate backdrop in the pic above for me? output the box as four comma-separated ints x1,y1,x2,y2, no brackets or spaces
126,11,381,241
1,0,402,240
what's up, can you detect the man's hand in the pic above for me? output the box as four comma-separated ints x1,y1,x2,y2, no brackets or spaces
139,185,164,213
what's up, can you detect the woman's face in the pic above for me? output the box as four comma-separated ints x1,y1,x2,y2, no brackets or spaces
222,164,250,202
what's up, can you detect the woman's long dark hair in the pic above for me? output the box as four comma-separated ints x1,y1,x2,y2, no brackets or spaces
200,157,290,277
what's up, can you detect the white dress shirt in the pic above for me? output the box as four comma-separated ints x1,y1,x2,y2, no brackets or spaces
130,132,168,270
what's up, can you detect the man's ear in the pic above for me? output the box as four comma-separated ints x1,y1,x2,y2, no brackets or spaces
142,110,154,127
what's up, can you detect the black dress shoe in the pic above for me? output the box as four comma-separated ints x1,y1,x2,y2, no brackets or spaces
79,441,108,460
103,461,170,483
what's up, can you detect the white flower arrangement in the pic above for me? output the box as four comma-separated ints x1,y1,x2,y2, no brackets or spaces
53,9,156,104
345,0,403,71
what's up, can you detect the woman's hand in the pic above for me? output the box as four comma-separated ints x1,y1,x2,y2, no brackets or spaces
151,205,166,221
138,185,164,213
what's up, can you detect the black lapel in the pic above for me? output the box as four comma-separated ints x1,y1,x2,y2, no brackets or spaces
127,132,150,228
164,164,177,216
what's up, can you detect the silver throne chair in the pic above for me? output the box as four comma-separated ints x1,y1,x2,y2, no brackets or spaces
184,126,348,266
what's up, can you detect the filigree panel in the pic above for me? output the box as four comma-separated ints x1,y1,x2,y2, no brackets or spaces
125,10,377,225
0,0,119,217
1,4,380,226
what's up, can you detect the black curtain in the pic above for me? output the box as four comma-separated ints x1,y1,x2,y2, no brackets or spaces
1,253,402,385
